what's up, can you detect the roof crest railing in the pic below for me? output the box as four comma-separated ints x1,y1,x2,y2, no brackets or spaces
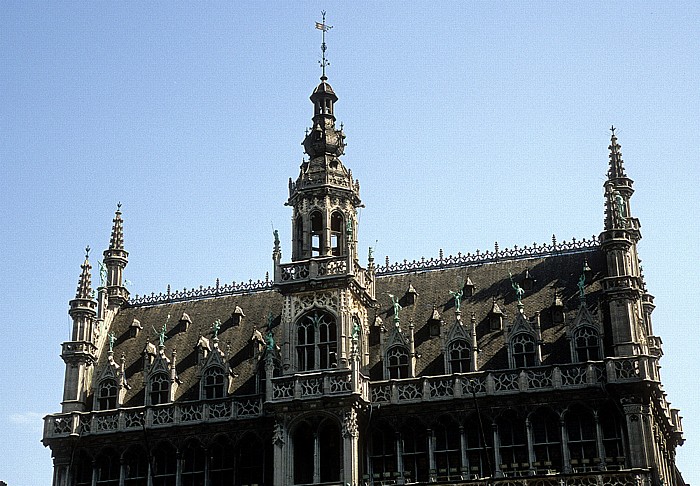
129,235,599,307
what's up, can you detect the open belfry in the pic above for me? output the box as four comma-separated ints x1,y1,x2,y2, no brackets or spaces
43,14,686,486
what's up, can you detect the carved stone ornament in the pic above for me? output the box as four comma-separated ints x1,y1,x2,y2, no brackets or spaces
342,408,359,438
272,420,285,446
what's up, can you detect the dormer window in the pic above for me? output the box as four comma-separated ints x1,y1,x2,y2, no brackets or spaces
573,326,601,361
202,366,225,399
447,340,471,373
149,373,170,405
511,333,536,368
386,345,409,379
311,211,323,257
97,379,118,410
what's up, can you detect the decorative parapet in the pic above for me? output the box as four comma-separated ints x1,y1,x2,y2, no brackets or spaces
129,236,598,307
43,396,263,441
269,368,369,403
369,356,660,405
375,236,599,276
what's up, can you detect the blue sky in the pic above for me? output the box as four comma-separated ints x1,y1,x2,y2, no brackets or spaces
1,2,698,485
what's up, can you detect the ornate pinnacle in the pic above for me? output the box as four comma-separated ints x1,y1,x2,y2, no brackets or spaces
607,125,627,180
75,248,94,300
109,203,124,250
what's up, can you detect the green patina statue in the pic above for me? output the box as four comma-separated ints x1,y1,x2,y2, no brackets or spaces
388,294,402,323
212,319,222,339
98,261,108,288
346,220,353,236
265,330,275,351
509,272,525,306
273,229,280,247
368,246,374,260
614,191,626,223
153,314,170,347
450,288,463,313
578,272,586,305
351,320,361,340
108,332,116,352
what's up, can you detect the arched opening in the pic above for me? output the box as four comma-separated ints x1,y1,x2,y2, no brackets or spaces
202,366,225,399
511,333,536,368
95,448,120,486
599,404,626,468
448,339,471,373
464,414,492,478
296,311,337,371
295,215,304,259
565,405,597,471
97,379,118,410
310,211,323,257
209,436,234,486
386,346,409,379
319,420,342,483
530,408,562,473
152,442,177,486
573,326,601,361
181,441,205,486
236,433,269,486
293,424,314,484
330,211,344,256
123,446,148,486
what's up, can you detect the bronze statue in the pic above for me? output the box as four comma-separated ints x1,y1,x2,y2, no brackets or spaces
388,294,401,323
212,319,222,339
108,332,116,352
509,272,525,306
450,288,463,313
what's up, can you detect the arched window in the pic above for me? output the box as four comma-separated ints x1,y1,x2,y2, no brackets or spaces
73,451,93,486
497,414,528,474
330,211,344,256
401,426,429,483
387,346,410,379
295,215,303,259
448,339,471,373
433,416,461,479
181,441,205,486
152,443,177,486
237,433,269,486
530,409,562,473
202,366,225,399
464,414,492,478
566,406,598,469
97,379,118,410
95,449,120,486
511,333,536,368
370,423,397,480
293,418,341,484
310,211,323,257
123,446,148,486
573,326,601,362
149,373,170,405
599,405,625,467
296,311,337,371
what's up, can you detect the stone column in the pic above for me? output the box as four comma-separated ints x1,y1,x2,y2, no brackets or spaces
560,417,571,474
622,399,650,468
492,423,502,477
427,428,437,482
272,420,287,486
342,408,360,486
525,417,536,475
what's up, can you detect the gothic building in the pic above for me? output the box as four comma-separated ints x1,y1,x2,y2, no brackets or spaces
43,32,686,486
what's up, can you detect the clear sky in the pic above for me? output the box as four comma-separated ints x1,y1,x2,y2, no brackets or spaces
0,2,698,485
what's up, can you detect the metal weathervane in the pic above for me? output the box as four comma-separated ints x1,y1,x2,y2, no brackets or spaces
316,11,333,79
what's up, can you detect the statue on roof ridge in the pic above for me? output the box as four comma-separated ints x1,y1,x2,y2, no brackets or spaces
449,288,463,313
509,272,525,306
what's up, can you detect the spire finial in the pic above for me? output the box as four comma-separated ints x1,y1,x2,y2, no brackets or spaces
607,125,626,179
85,245,90,260
75,248,94,300
109,204,124,250
316,11,333,80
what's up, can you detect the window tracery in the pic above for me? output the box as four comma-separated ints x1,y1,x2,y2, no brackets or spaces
97,379,118,410
202,366,226,399
573,326,601,362
149,373,170,406
447,339,471,373
296,310,337,371
511,333,536,368
386,345,410,379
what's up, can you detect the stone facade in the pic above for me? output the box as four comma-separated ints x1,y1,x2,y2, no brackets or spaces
43,61,685,486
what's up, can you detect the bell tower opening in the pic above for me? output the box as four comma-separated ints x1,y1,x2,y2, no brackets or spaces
330,211,344,256
311,211,323,257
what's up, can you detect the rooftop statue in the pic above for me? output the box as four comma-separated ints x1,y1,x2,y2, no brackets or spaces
509,272,525,306
388,293,402,324
273,229,280,247
578,272,587,305
108,332,116,352
614,191,626,225
211,319,222,339
449,288,463,313
153,314,170,347
98,261,107,288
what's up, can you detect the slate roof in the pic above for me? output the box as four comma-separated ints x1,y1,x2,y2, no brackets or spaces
97,246,605,410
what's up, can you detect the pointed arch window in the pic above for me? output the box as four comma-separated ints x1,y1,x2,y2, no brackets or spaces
97,378,118,410
330,211,344,256
311,211,323,257
599,405,625,466
573,326,601,362
297,311,337,371
202,366,226,399
464,414,492,478
152,443,177,486
181,441,206,486
370,423,397,480
511,333,536,368
293,418,341,484
149,373,170,405
433,416,461,478
401,426,429,483
95,449,120,486
387,346,410,379
447,339,471,373
73,451,93,486
530,409,562,473
295,215,303,259
123,446,148,486
565,406,598,467
497,414,528,472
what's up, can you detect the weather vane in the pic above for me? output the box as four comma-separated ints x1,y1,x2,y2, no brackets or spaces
316,11,333,79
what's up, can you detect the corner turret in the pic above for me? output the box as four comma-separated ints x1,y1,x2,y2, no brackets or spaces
103,203,129,307
61,247,99,412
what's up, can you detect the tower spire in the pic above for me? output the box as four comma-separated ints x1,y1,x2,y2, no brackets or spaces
607,126,627,180
103,203,129,307
109,202,124,250
75,246,94,300
316,11,333,81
